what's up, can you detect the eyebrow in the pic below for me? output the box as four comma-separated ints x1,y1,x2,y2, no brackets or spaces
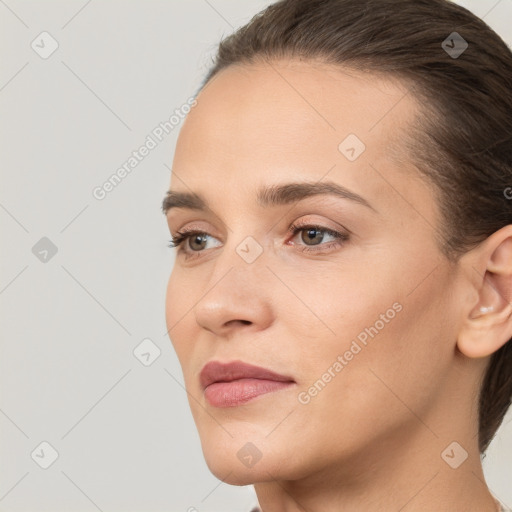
161,180,376,215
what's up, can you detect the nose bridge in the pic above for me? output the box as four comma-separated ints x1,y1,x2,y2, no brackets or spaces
193,228,273,333
209,228,269,295
208,206,270,276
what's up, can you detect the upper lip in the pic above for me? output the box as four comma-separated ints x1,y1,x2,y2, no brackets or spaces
200,360,294,390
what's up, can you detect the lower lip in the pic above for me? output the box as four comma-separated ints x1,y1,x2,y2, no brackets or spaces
204,378,294,407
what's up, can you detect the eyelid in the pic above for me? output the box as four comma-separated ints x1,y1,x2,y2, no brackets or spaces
287,217,351,240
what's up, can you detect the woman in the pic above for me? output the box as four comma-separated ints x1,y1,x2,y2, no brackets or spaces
162,0,512,510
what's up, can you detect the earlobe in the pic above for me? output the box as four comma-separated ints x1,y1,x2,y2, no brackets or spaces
459,292,512,358
458,300,512,359
457,226,512,359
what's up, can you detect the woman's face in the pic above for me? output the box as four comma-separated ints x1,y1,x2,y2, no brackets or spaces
164,60,474,484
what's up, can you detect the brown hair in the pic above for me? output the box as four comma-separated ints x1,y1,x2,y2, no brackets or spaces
198,0,512,454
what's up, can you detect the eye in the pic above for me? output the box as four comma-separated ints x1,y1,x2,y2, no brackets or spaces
168,221,349,259
168,229,221,257
286,221,349,253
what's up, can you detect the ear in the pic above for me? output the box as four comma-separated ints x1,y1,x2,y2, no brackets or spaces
457,225,512,359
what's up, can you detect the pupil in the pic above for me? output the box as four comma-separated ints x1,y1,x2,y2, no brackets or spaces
304,228,322,245
191,234,206,251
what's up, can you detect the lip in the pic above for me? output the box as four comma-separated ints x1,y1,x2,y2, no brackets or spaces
200,360,295,408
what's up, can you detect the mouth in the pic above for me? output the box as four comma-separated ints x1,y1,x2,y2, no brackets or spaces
200,360,295,408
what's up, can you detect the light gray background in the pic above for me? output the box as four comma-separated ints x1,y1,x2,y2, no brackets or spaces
1,1,511,511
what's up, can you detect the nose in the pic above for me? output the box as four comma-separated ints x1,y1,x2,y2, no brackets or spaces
193,242,275,338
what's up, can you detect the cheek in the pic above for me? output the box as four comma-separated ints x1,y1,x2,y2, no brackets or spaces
294,262,455,442
272,256,405,368
165,270,194,363
165,271,177,327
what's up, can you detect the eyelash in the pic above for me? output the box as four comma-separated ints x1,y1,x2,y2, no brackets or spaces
168,221,349,260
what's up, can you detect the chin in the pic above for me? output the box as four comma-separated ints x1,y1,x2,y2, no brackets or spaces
201,451,259,485
208,464,263,486
199,433,317,487
198,433,284,484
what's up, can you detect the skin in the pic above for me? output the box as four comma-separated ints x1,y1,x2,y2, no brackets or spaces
163,59,512,511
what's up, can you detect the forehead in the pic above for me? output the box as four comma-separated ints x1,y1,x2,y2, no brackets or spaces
182,60,414,144
169,59,426,218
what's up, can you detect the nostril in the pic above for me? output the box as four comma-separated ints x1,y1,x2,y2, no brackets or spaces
227,319,252,327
